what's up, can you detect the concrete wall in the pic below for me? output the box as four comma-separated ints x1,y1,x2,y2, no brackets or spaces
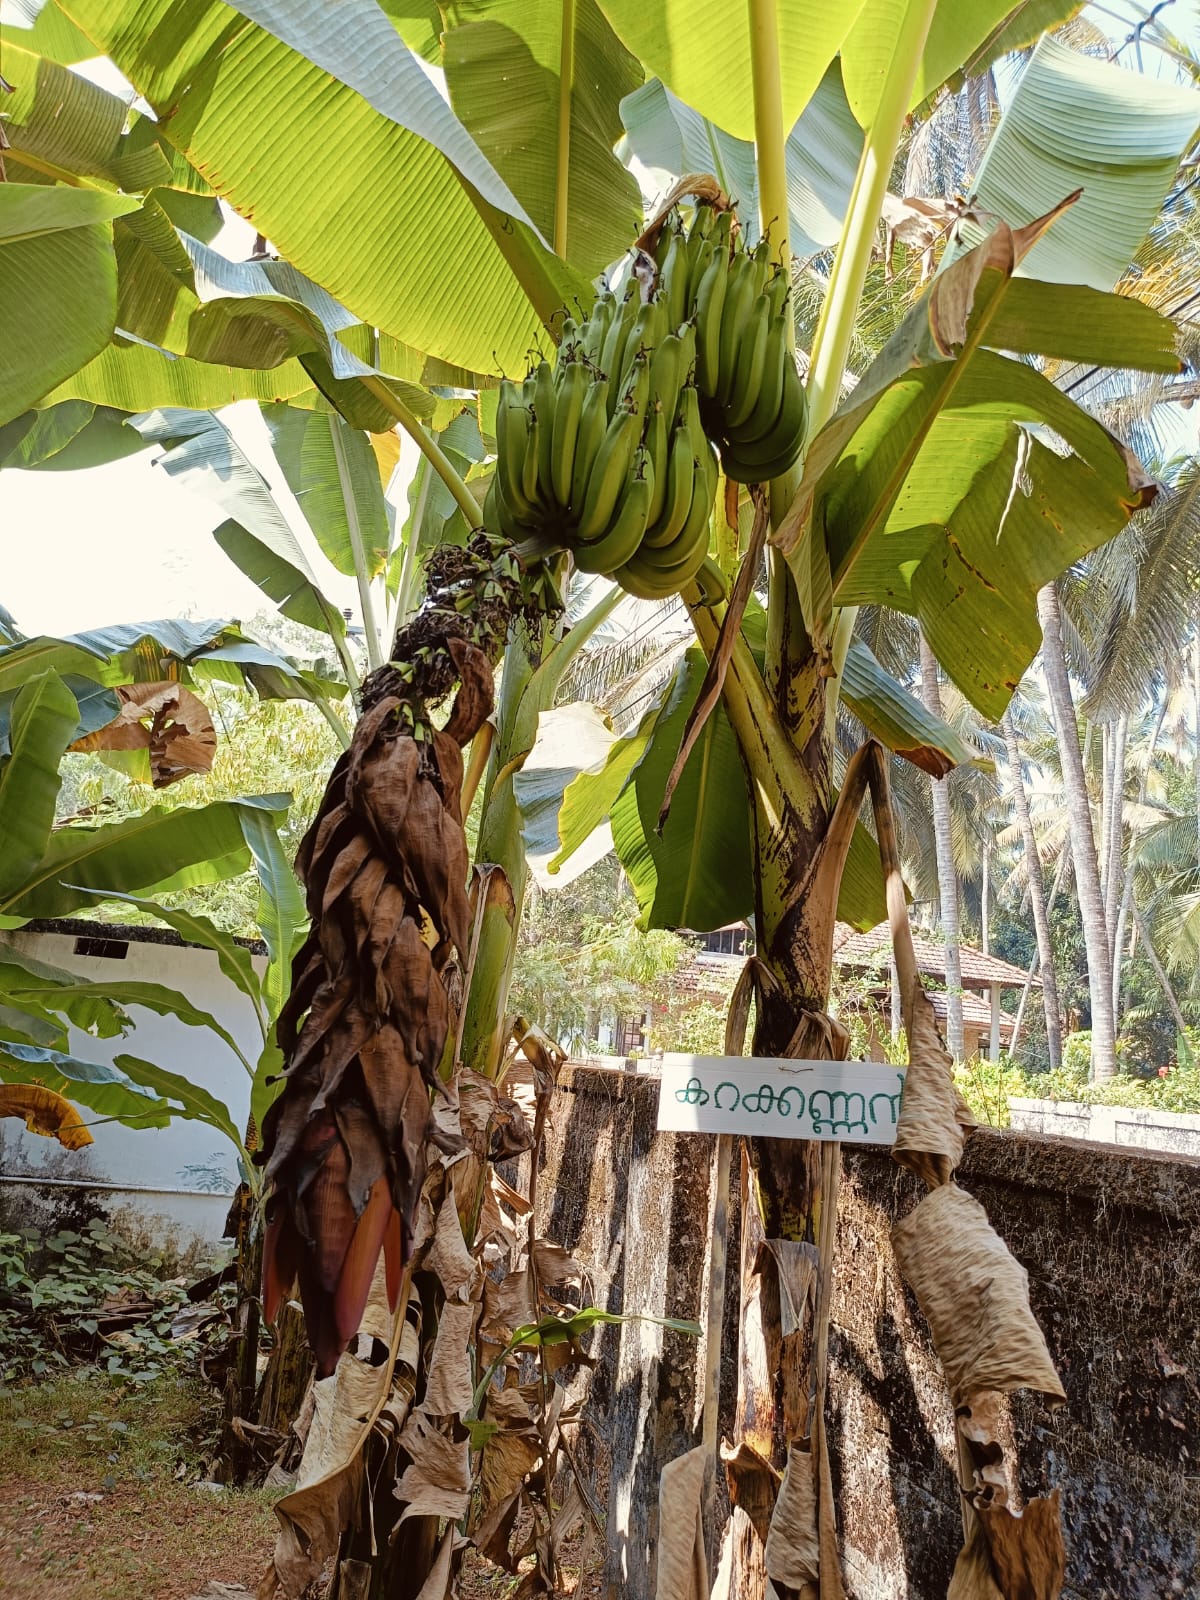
0,924,264,1253
1011,1094,1200,1158
537,1063,1200,1600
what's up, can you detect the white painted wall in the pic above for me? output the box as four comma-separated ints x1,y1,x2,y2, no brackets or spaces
0,925,266,1247
1010,1096,1200,1158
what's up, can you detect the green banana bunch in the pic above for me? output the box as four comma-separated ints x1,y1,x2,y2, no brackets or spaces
657,201,809,485
482,238,720,605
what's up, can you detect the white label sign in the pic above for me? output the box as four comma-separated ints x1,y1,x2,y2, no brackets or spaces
656,1054,905,1144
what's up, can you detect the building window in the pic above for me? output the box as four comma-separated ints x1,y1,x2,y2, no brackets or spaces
698,927,747,956
73,936,129,960
615,1013,646,1055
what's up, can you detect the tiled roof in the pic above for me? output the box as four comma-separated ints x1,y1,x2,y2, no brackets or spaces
832,922,1037,990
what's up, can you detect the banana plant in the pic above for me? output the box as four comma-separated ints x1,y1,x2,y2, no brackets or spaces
0,653,304,1154
5,0,1200,1594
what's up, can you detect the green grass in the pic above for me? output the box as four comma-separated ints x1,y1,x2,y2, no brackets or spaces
0,1369,283,1600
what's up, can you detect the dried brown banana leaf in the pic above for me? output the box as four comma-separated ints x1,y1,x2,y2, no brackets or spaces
891,1184,1065,1408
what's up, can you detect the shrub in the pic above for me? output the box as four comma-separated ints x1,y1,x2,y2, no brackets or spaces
0,1217,227,1385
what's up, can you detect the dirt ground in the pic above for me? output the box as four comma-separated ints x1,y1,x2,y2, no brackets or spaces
0,1370,605,1599
0,1371,279,1600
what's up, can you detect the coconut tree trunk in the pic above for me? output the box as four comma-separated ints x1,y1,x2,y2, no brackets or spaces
1113,698,1167,1017
1037,582,1117,1080
1000,709,1063,1070
1104,713,1127,957
1131,901,1190,1038
918,633,964,1059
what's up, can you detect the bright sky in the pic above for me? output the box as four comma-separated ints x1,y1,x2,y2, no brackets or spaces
1,5,1197,640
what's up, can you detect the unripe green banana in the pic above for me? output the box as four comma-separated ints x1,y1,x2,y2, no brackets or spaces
533,359,557,502
613,555,677,601
712,210,734,255
689,202,715,242
497,384,538,522
575,406,641,542
727,310,788,445
619,299,666,393
766,266,790,318
717,254,755,409
643,416,697,549
721,359,807,482
600,287,637,390
694,252,727,400
572,449,654,575
653,214,680,270
637,454,712,576
619,346,652,421
725,293,770,430
486,470,536,542
550,359,587,510
644,405,668,527
521,407,542,508
583,294,615,365
686,236,714,307
687,554,730,607
647,325,694,431
661,231,690,331
569,377,609,514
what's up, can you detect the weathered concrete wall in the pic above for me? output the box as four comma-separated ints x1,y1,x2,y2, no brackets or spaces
1011,1094,1200,1159
539,1063,1200,1600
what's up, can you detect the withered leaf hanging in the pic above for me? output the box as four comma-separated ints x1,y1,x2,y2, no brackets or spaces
260,640,494,1377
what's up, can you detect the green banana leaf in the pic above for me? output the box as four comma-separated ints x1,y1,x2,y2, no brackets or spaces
0,944,132,1039
597,0,1023,142
597,647,884,931
838,0,1033,127
0,671,79,901
115,197,200,357
0,794,289,921
0,403,146,473
67,888,266,1028
513,703,621,889
0,1041,172,1128
127,410,351,651
622,63,863,259
953,35,1200,292
2,978,255,1079
238,807,307,1022
442,0,644,279
0,618,302,696
1,41,127,185
59,0,586,372
1,1,94,64
787,220,1180,717
0,185,139,426
841,641,979,777
111,1053,243,1150
261,407,391,581
43,341,317,413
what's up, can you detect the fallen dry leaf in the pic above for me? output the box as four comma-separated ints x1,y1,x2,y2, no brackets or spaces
423,1299,478,1416
720,1439,779,1548
979,1491,1065,1600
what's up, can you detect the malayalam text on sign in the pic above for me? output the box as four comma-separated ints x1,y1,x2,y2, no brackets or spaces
656,1054,905,1144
